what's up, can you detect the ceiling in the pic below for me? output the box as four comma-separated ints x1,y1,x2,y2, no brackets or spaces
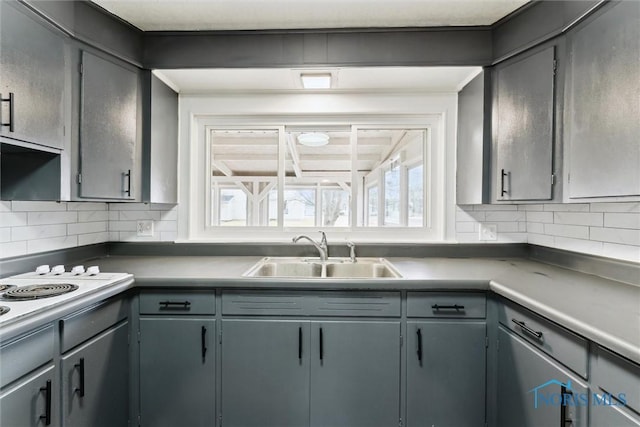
91,0,529,31
155,66,482,93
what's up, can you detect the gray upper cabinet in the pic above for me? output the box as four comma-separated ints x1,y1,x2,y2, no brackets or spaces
457,70,491,205
79,50,139,200
143,73,179,203
0,1,66,151
493,45,556,202
564,1,640,199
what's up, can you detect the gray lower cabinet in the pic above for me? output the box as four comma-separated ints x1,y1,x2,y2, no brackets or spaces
0,366,57,427
139,317,216,427
565,1,640,199
496,326,588,427
79,50,138,200
0,1,66,150
590,398,640,427
406,320,486,427
220,319,310,427
493,45,556,201
220,318,401,427
61,321,129,427
309,321,400,427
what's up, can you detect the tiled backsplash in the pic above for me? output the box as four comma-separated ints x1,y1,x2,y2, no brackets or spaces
1,200,638,263
0,201,178,260
457,202,640,263
1,201,110,258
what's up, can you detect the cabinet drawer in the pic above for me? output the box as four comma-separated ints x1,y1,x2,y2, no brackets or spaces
407,292,486,318
222,291,401,317
0,325,54,387
61,296,128,353
140,291,216,315
498,299,588,377
592,346,640,414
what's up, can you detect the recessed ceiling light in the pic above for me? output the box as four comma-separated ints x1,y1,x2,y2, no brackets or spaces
297,132,330,147
300,73,332,89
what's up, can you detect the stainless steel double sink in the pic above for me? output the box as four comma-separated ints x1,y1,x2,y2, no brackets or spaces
243,257,402,279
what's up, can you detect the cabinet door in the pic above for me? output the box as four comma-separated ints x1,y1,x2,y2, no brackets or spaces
79,51,138,199
220,319,310,427
0,366,58,427
565,1,640,199
494,46,555,201
310,321,400,427
62,322,129,427
140,318,216,427
406,321,486,427
0,2,65,149
590,396,640,427
496,326,588,427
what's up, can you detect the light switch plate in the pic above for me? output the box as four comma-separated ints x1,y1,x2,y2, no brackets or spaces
136,220,154,237
479,223,497,241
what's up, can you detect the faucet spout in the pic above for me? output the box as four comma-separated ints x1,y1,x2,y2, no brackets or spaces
293,232,328,261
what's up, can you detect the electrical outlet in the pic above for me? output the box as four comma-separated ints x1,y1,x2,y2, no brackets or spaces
479,223,497,241
136,220,154,237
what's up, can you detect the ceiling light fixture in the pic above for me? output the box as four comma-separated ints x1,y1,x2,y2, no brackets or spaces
297,132,330,147
300,73,332,89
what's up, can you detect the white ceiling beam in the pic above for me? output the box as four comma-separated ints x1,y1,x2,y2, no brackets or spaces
286,134,303,178
212,159,234,177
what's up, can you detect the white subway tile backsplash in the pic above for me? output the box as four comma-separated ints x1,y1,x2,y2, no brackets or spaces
474,204,519,211
518,204,544,211
12,201,66,212
109,203,151,211
67,221,108,235
66,202,108,211
27,236,77,254
155,221,177,232
0,228,10,243
12,224,67,241
456,209,486,222
553,212,603,227
109,221,138,232
544,223,590,239
119,210,160,221
553,237,603,256
544,203,590,212
1,241,27,258
604,213,640,229
601,243,640,263
590,227,640,246
527,233,555,247
0,212,27,227
0,201,12,212
590,202,640,213
27,211,77,226
526,211,554,223
485,211,526,222
78,211,110,223
526,222,545,234
78,232,109,246
456,222,475,233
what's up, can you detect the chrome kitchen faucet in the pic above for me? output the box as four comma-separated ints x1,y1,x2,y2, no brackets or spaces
292,231,328,261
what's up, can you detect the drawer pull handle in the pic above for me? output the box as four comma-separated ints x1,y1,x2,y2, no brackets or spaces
511,318,543,339
501,169,508,196
319,327,324,361
1,93,15,132
201,326,207,361
74,358,85,398
298,326,303,360
416,328,423,363
123,169,132,197
159,300,191,309
40,379,52,425
432,304,465,311
561,385,573,425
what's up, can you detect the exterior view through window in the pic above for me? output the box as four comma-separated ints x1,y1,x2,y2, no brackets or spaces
208,126,427,229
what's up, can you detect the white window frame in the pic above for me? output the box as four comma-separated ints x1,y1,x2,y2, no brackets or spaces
185,115,445,242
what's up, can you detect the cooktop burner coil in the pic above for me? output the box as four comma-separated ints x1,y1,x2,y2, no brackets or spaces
2,284,79,301
0,284,17,293
0,306,10,316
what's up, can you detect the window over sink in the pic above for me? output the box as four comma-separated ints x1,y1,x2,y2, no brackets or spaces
188,115,445,242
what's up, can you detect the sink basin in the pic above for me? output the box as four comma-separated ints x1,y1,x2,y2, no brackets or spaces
243,257,402,279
